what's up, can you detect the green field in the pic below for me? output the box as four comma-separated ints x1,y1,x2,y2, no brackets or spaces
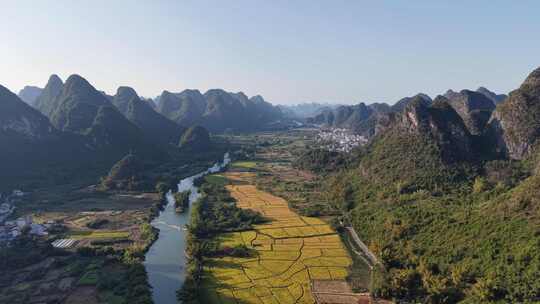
231,161,258,169
68,230,130,239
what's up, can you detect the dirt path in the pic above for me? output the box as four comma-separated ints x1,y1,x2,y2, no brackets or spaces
345,226,379,267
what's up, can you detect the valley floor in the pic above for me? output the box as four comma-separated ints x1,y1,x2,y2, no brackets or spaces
200,171,353,303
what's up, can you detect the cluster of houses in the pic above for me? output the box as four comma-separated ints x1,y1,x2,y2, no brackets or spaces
316,128,368,153
0,190,50,245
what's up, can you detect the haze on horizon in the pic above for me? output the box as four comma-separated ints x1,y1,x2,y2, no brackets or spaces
2,0,539,105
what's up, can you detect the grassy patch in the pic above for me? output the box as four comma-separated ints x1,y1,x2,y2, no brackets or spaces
231,161,257,169
204,174,229,186
78,271,99,286
68,230,130,240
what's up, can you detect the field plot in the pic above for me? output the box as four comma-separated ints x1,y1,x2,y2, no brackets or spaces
201,172,352,304
67,230,130,239
231,161,258,169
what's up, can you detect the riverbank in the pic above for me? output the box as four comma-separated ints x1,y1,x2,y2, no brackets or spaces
144,153,231,304
180,160,367,303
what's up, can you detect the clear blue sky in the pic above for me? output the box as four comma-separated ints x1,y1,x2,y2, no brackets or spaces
1,1,539,104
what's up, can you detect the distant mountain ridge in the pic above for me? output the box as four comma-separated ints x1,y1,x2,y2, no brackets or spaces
306,94,432,137
34,74,64,117
18,86,43,106
304,87,506,139
157,89,283,133
112,86,184,145
278,102,343,119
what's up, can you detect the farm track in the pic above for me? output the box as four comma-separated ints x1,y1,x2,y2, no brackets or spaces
345,227,379,267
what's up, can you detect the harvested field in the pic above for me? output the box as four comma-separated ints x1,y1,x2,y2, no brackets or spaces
67,230,130,240
201,172,353,304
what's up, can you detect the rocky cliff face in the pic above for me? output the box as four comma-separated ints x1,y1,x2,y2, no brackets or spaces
444,89,496,135
391,93,432,112
18,86,43,106
489,67,540,159
356,95,475,192
397,96,473,162
306,94,431,138
477,87,507,104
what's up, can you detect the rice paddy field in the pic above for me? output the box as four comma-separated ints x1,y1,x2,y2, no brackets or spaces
200,171,353,304
67,230,130,240
231,161,258,169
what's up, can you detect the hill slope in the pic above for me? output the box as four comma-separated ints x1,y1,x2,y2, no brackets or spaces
34,74,64,117
490,67,540,160
49,75,142,151
158,89,282,132
314,67,540,303
113,86,184,145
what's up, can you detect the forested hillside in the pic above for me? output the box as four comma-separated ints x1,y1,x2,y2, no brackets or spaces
309,67,540,303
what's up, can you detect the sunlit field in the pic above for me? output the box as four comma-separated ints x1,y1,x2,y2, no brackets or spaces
200,172,352,304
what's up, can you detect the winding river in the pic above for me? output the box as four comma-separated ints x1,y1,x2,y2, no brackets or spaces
144,153,231,304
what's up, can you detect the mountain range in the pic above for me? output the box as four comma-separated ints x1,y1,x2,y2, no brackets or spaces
278,102,343,119
112,86,184,145
305,87,507,139
156,89,283,133
1,74,291,188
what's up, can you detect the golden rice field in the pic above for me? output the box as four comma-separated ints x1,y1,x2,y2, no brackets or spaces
67,230,130,239
200,172,352,304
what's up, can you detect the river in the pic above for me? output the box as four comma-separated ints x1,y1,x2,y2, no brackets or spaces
144,153,231,304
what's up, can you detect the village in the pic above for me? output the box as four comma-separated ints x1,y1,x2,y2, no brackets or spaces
0,190,50,245
316,128,368,153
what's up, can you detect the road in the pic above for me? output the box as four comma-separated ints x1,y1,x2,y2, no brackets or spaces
345,226,380,267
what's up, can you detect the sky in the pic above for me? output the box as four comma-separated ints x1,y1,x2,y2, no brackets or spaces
1,1,539,105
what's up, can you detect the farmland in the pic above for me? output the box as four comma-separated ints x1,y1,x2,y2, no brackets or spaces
199,171,353,304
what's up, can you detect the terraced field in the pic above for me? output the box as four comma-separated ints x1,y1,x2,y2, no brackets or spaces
200,172,352,304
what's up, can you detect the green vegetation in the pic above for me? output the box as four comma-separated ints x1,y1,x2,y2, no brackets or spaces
0,235,56,271
86,218,110,229
293,148,351,173
178,174,266,303
180,125,212,151
189,178,266,237
231,161,257,168
78,270,99,285
101,153,150,191
174,190,191,213
67,230,130,240
316,130,540,302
